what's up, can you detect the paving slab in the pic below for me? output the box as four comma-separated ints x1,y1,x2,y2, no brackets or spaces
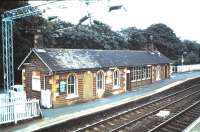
1,71,200,132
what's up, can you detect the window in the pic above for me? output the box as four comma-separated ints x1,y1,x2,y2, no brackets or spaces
130,68,133,80
142,66,145,79
32,71,41,91
147,66,151,78
131,66,151,81
67,75,76,95
113,69,120,88
96,71,104,90
136,66,141,80
59,80,66,94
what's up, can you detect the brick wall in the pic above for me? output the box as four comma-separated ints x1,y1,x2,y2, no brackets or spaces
24,54,50,100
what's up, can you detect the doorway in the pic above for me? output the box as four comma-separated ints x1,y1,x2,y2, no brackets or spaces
156,65,161,81
83,72,94,100
126,73,131,91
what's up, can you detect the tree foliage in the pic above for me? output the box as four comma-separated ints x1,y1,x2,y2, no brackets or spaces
0,1,200,87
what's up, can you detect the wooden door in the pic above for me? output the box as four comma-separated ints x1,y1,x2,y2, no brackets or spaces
156,65,161,81
165,66,168,78
83,72,94,100
126,73,131,91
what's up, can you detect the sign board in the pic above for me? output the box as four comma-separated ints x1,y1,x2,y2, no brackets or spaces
32,71,41,91
59,80,66,93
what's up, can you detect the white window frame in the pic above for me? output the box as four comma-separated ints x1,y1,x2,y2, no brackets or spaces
96,71,105,91
131,65,151,82
66,74,78,98
113,69,120,89
147,66,151,79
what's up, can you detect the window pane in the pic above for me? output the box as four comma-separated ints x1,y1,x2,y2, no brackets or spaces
113,70,119,86
67,75,76,94
97,71,104,89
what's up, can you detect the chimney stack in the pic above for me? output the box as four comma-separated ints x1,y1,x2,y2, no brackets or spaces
34,31,44,48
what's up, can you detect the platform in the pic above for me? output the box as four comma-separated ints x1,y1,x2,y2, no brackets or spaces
2,71,200,132
183,115,200,132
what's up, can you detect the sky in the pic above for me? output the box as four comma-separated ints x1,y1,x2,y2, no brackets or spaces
29,0,200,43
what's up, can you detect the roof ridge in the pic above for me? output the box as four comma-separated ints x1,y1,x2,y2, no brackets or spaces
33,48,149,52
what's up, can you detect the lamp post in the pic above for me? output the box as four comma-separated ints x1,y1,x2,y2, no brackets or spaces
181,52,187,72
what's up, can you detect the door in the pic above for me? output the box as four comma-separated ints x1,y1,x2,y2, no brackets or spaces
165,66,168,78
83,72,94,100
126,73,131,91
156,65,161,81
41,76,52,108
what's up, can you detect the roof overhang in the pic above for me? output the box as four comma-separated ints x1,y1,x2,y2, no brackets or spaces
17,49,53,72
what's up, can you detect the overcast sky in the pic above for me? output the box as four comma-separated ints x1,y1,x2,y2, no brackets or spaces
29,0,200,43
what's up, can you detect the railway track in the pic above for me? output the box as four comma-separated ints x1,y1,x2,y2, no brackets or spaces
74,83,200,132
149,100,200,132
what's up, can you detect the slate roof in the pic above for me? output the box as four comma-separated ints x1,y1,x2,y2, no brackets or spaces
18,48,171,71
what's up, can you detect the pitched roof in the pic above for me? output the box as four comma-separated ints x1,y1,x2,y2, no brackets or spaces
18,48,171,71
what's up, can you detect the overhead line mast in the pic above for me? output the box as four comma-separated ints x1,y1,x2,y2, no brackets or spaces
1,1,57,93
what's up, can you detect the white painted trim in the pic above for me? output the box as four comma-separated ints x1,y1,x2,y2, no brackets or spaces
124,69,127,91
17,49,53,72
112,68,120,89
66,74,78,96
96,70,105,91
33,50,53,72
17,50,32,70
65,94,79,99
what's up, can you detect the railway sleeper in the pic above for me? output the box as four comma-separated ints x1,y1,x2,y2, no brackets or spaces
174,119,189,126
161,127,174,132
165,124,183,131
169,122,186,129
184,113,198,119
93,127,102,132
124,114,132,119
187,112,200,117
120,116,129,121
107,121,116,126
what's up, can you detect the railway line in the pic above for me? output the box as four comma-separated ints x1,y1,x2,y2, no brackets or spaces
37,78,200,132
149,99,200,132
75,84,200,132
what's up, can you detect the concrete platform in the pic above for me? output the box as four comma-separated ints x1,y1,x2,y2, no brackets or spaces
183,116,200,132
2,71,200,132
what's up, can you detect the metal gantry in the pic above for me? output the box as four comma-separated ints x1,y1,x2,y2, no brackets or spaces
1,4,42,93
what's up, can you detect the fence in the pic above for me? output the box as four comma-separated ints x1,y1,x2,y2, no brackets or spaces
0,91,42,125
0,91,26,104
171,64,200,73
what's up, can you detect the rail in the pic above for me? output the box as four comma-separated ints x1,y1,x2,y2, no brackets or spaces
74,83,200,132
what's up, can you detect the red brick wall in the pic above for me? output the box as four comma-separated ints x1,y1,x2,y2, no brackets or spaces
24,54,50,100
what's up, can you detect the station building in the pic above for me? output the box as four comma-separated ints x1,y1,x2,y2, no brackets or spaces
18,48,171,108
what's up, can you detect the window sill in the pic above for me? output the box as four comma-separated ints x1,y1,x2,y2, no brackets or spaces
113,86,120,89
32,89,41,92
96,89,105,92
65,94,79,99
131,78,151,82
